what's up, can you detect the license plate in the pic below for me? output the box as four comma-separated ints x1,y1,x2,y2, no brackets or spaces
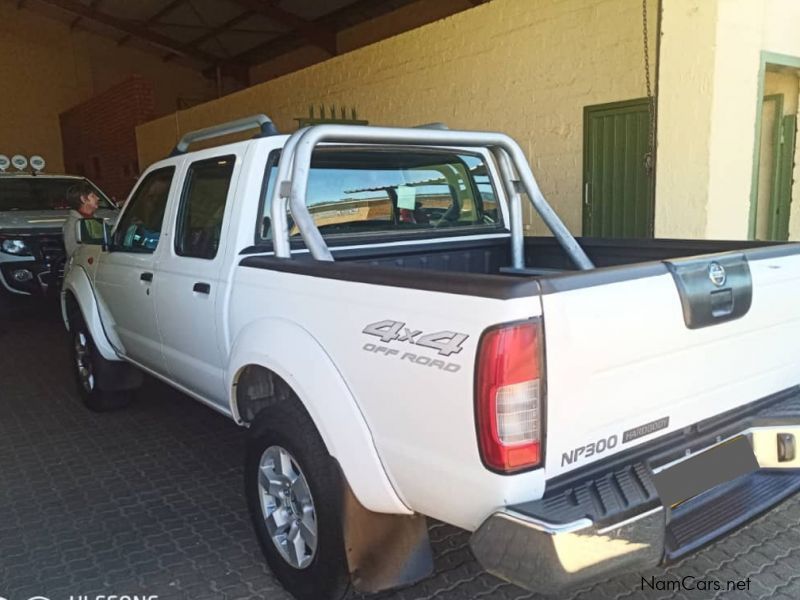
653,435,759,508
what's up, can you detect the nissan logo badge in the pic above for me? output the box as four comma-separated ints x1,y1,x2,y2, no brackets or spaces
708,262,726,287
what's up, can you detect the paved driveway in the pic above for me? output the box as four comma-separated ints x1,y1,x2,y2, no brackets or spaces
1,309,799,600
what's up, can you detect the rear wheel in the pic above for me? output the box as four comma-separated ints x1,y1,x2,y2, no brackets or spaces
70,313,134,412
245,399,350,600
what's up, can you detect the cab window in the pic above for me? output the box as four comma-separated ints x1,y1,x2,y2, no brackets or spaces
113,167,175,253
259,149,501,241
176,156,235,259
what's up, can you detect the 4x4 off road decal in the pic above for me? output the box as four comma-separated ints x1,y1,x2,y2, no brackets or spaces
362,319,468,373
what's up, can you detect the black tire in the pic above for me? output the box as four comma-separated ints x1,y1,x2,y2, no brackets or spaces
69,312,133,412
245,398,350,600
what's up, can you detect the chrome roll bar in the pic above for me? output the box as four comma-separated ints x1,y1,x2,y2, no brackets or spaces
269,124,594,270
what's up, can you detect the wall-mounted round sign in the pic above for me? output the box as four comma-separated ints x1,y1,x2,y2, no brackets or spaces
11,154,28,171
30,155,46,172
0,155,9,171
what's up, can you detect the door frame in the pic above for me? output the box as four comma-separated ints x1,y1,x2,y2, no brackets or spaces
582,97,655,237
748,51,800,239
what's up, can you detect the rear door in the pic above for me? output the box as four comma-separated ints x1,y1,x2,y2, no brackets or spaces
540,247,800,478
94,166,176,370
155,152,240,406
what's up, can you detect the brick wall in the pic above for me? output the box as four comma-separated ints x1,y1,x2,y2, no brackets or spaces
60,76,156,201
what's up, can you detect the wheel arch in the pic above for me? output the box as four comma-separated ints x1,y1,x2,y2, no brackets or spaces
62,266,119,361
227,318,410,516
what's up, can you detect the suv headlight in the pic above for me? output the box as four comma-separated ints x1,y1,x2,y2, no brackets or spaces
1,239,32,256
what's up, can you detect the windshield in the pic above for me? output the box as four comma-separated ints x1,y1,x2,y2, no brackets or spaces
259,148,501,240
0,177,113,211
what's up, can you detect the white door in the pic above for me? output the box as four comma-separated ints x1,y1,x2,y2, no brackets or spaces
94,166,177,371
155,154,238,405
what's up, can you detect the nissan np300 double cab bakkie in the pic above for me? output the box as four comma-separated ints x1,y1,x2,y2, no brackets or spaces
62,115,800,600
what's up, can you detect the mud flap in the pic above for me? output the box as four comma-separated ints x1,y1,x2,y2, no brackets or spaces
342,485,433,593
93,350,143,391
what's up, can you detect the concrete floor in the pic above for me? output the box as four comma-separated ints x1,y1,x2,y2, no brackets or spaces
2,307,800,600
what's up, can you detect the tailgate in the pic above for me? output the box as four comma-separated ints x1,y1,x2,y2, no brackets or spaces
540,246,800,478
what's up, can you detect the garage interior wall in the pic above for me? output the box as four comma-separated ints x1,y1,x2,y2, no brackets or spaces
0,1,214,174
136,0,657,236
656,0,800,240
249,0,486,85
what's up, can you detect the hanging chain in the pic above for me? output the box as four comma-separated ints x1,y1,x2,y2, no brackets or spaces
642,0,656,172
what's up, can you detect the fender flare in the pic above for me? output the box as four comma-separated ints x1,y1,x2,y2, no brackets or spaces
227,317,411,516
61,265,120,361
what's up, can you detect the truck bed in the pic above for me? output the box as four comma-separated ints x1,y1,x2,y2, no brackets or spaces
337,236,784,275
241,236,791,302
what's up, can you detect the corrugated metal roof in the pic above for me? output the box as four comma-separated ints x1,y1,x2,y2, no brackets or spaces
21,0,447,68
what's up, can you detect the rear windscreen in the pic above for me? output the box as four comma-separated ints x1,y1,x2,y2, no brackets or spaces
258,148,502,241
0,178,113,211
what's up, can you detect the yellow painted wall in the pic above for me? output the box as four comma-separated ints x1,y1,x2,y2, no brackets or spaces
653,0,719,239
703,0,763,240
250,0,475,85
0,2,214,173
656,0,800,240
137,0,656,235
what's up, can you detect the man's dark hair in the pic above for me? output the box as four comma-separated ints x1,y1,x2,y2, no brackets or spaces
66,182,96,211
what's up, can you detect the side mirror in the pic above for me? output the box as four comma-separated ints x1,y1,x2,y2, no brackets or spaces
77,218,111,249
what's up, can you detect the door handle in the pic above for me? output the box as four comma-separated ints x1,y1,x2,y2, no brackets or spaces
193,282,211,294
140,272,153,282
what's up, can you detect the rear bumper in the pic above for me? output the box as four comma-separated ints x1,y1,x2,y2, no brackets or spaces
470,391,800,594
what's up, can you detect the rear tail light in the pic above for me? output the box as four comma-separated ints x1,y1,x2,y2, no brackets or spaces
475,320,543,473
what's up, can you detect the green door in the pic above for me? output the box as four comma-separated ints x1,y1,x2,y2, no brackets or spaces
583,98,654,238
770,114,797,241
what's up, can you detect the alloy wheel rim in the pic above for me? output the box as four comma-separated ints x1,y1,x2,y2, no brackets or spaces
258,445,318,569
74,332,95,393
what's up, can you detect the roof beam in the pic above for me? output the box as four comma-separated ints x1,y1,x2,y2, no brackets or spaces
118,0,185,46
166,11,255,59
230,0,337,55
232,0,413,66
70,0,100,29
35,0,219,64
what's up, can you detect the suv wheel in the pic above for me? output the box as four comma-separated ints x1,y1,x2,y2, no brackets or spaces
70,314,133,411
246,399,350,600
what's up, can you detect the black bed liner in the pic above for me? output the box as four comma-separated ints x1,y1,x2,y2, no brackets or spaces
239,236,791,298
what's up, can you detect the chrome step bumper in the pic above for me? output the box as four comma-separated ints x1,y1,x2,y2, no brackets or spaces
470,422,800,594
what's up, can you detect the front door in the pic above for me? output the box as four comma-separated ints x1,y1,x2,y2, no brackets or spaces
583,98,655,238
94,166,176,371
155,153,238,405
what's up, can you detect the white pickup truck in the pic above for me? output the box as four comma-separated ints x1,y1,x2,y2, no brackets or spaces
62,115,800,600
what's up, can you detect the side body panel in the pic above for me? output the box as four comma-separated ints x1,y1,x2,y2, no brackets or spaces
156,147,248,406
228,266,546,530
